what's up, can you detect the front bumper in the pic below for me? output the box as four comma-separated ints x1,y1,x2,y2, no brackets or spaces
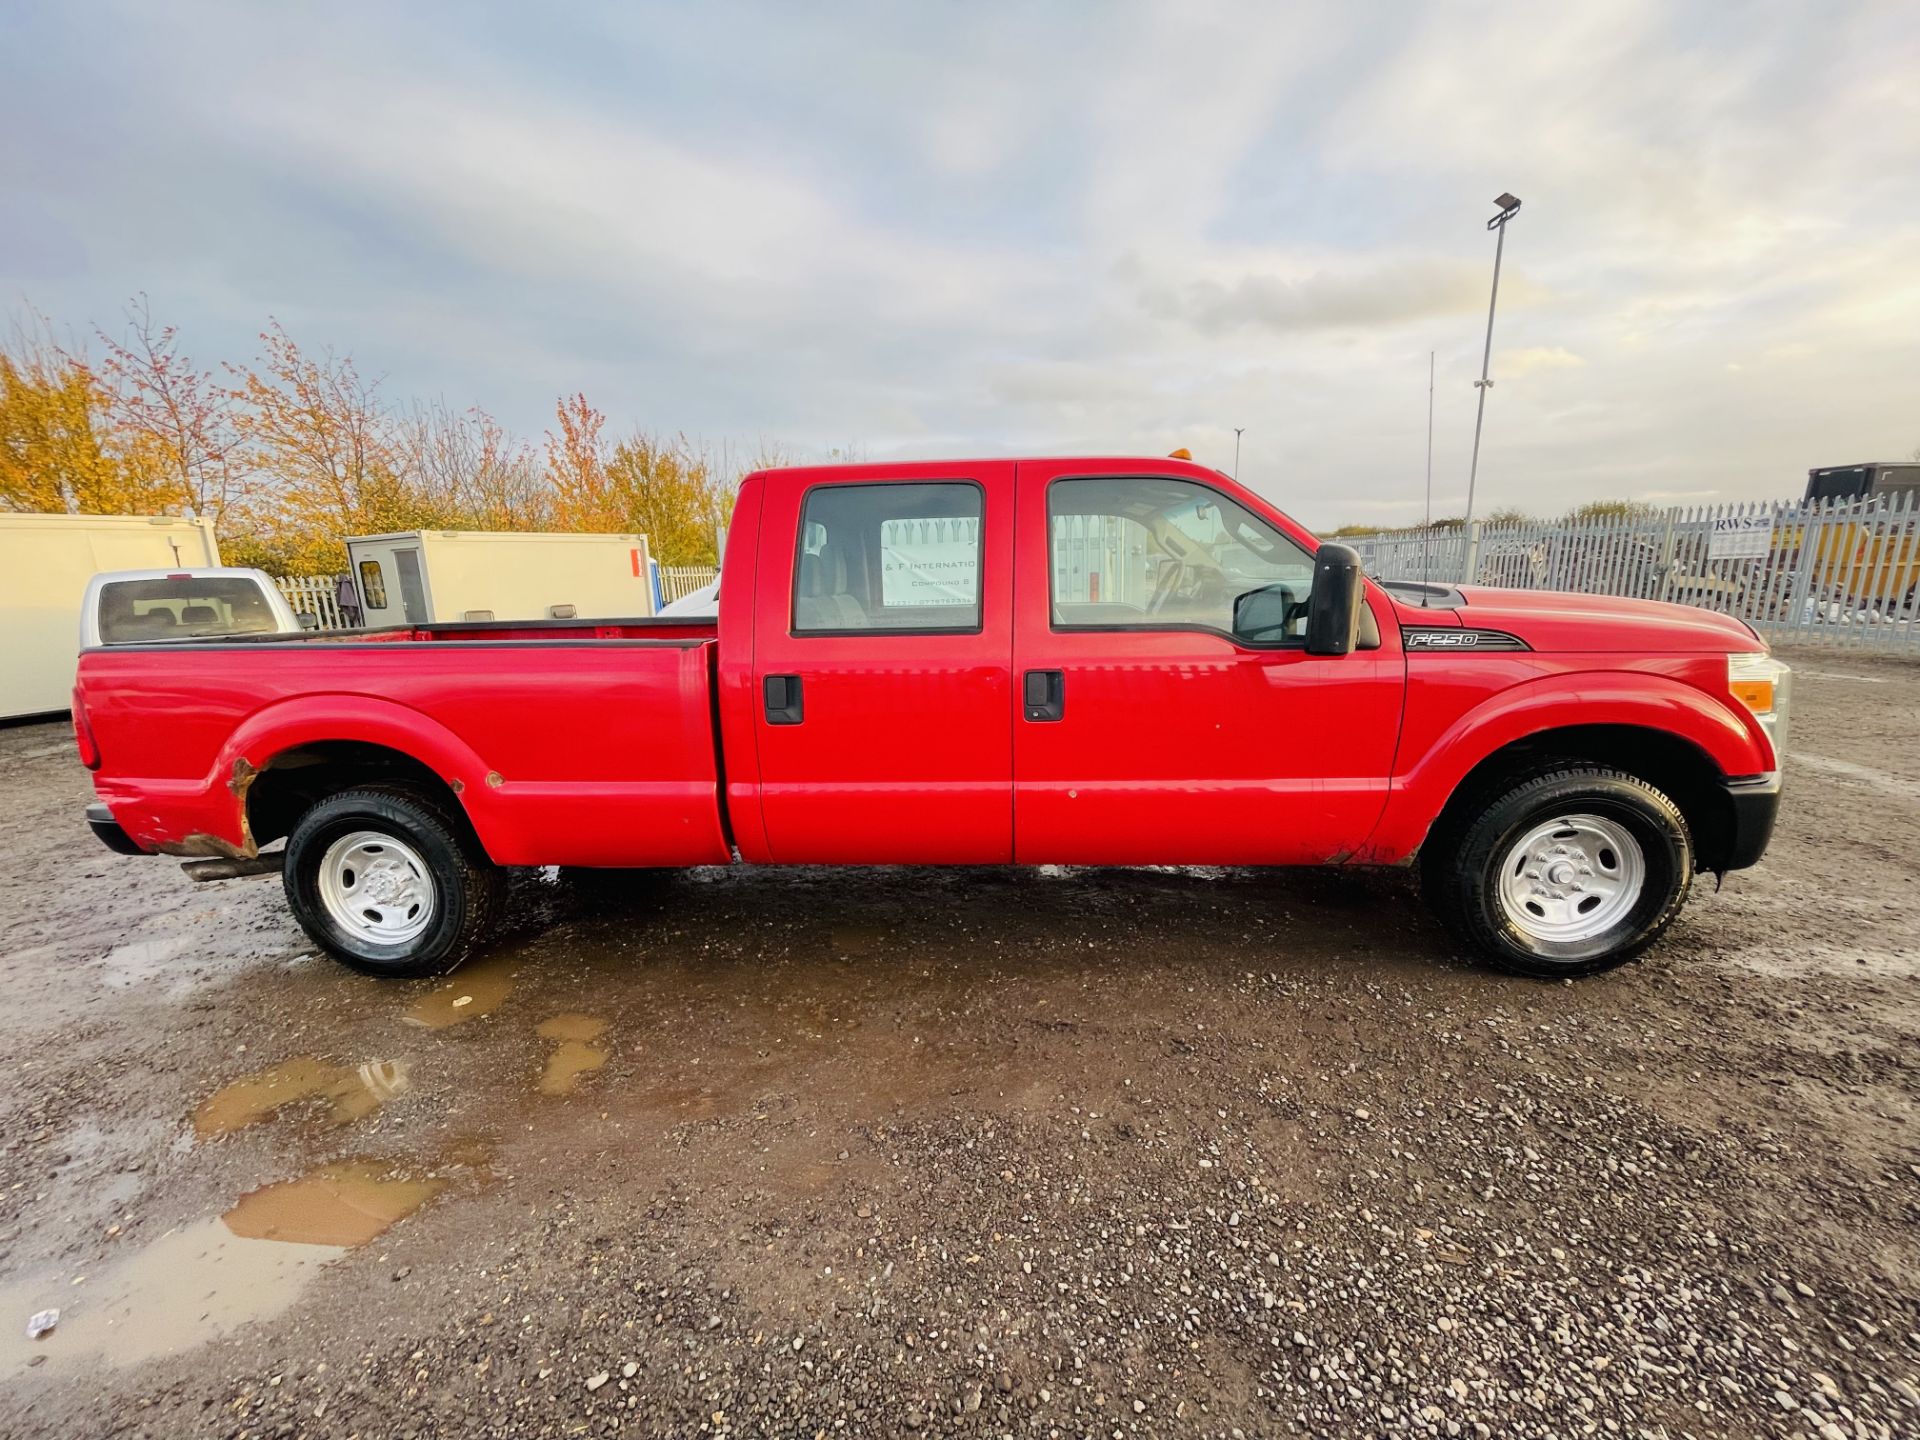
1718,772,1780,871
86,802,149,856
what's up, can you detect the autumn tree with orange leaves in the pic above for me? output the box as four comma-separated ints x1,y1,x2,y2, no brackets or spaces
91,297,251,529
0,312,181,515
3,303,758,575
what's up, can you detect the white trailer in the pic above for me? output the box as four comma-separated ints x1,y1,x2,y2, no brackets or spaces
0,512,222,719
343,530,657,626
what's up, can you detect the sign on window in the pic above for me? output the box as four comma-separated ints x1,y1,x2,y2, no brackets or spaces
881,517,980,607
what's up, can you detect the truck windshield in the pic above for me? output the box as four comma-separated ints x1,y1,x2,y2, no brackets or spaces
98,579,280,643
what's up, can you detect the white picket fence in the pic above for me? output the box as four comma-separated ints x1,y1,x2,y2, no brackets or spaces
659,564,717,602
275,574,351,629
1344,493,1920,653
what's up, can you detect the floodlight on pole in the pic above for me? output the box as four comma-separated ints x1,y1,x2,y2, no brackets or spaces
1462,192,1521,540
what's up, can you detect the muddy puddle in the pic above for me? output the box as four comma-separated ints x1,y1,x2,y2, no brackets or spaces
2,1162,441,1372
0,1219,340,1371
402,954,517,1028
193,1056,411,1139
536,1014,609,1096
223,1161,445,1247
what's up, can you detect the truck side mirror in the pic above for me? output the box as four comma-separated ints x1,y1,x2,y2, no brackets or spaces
295,612,320,631
1305,543,1364,656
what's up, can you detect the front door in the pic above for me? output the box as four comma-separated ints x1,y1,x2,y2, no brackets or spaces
1011,461,1406,865
750,464,1015,863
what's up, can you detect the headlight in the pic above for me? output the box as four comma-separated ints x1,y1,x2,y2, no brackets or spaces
1728,652,1791,763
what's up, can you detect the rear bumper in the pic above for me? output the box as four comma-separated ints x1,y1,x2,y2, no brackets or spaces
86,802,149,856
1718,772,1780,871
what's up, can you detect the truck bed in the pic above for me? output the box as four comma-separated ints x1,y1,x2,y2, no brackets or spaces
77,617,732,868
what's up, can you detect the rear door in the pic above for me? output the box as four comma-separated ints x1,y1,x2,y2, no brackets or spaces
750,464,1015,862
1011,460,1405,864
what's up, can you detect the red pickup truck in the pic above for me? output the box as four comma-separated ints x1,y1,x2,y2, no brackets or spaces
74,456,1787,980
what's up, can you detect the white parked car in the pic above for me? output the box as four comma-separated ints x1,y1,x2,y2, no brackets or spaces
80,568,303,647
658,576,719,616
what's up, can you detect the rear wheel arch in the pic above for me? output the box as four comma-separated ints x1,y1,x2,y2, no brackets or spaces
217,696,497,856
247,739,478,852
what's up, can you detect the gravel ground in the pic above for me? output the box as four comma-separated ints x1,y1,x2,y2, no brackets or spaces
1,645,1916,1439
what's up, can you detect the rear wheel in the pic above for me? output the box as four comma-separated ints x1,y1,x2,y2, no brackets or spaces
1425,766,1692,978
284,785,504,978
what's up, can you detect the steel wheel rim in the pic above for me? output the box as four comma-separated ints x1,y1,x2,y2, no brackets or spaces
316,830,436,946
1495,813,1646,944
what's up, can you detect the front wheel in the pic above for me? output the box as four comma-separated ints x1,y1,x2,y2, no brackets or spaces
284,785,505,978
1425,766,1693,978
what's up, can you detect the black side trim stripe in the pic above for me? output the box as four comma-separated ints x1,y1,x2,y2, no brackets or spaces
1402,627,1531,652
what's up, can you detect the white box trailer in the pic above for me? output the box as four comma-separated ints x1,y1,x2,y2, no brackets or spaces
1,512,221,719
343,530,657,626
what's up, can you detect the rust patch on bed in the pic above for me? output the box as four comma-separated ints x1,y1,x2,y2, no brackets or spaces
155,832,254,860
227,757,260,797
150,757,262,859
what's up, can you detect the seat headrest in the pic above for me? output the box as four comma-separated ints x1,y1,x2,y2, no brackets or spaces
799,551,829,598
180,604,220,625
826,545,849,593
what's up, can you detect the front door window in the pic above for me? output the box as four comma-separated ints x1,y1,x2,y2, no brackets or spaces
1048,476,1317,643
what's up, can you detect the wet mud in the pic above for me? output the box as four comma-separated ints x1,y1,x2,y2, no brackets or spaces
1,645,1917,1437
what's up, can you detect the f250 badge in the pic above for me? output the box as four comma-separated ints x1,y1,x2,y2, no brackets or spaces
1403,628,1528,651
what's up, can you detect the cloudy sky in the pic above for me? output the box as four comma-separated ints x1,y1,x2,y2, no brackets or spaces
4,0,1916,528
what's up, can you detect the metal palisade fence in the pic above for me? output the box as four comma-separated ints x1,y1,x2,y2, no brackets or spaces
1345,492,1920,654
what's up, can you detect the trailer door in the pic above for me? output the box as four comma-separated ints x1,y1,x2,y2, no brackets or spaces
393,547,430,623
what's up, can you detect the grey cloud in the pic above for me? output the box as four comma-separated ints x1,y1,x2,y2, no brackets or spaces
1137,257,1496,337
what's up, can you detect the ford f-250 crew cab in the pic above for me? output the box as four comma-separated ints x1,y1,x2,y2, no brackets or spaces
73,456,1788,980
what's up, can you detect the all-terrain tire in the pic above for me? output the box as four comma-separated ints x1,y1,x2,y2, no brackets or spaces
1423,766,1693,979
284,784,505,979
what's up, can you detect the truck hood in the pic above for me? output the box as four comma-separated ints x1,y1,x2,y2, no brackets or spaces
1394,585,1763,654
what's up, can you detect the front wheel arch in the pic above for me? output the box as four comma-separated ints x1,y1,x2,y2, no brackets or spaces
1419,724,1736,873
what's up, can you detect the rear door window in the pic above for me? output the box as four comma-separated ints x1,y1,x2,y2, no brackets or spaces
792,482,984,633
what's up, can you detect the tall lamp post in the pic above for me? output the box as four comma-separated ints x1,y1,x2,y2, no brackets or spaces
1232,427,1245,478
1462,192,1521,536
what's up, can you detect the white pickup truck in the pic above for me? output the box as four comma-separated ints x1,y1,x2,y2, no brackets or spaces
79,568,303,647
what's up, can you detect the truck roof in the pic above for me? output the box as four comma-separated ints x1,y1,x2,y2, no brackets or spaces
757,455,1232,478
